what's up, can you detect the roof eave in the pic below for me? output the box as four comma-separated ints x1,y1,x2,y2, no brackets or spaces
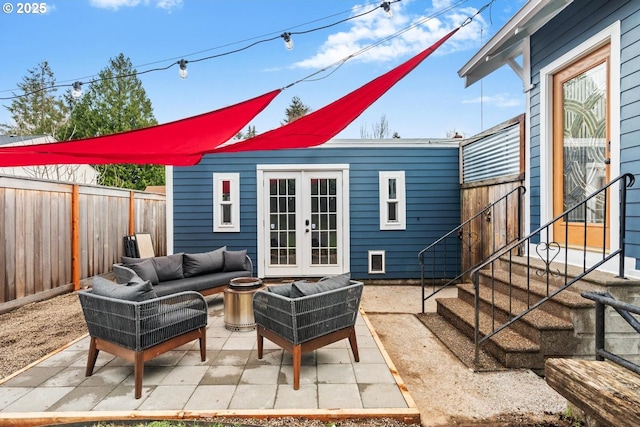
458,0,574,88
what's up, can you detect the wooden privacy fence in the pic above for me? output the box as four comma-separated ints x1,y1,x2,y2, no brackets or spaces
0,175,166,313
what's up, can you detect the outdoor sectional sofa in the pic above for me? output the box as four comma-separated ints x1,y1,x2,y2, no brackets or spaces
112,246,253,297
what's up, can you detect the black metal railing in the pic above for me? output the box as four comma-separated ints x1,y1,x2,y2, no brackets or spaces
581,291,640,375
471,173,635,364
418,185,525,313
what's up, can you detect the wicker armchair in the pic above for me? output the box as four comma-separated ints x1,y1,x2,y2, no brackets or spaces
253,279,363,389
78,289,208,399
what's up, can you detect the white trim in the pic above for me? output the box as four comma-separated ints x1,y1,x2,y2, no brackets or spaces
165,166,174,254
524,36,532,236
213,173,240,232
368,250,386,274
538,22,621,256
256,164,350,278
379,171,406,230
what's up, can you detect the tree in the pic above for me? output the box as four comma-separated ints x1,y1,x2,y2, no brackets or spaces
282,96,311,124
360,114,396,139
1,61,69,137
235,124,256,140
68,53,164,190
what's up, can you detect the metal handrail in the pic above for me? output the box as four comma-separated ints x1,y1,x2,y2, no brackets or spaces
418,185,525,313
471,173,635,364
581,291,640,375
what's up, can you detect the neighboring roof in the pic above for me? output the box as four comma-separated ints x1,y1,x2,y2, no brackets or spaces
458,0,573,87
0,134,51,146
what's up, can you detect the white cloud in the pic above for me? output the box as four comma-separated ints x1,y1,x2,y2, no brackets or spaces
462,94,522,108
89,0,182,11
293,1,487,69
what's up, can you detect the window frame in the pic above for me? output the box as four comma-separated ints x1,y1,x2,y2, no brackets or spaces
379,171,406,230
213,172,240,232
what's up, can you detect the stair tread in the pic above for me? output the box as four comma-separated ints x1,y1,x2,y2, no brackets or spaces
480,269,594,308
458,283,574,330
437,297,539,353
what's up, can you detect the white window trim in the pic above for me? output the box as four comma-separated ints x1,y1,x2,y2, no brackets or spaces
379,171,406,230
213,172,240,232
368,250,386,274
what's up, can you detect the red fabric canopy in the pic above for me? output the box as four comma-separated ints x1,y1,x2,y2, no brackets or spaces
211,28,459,154
0,89,281,166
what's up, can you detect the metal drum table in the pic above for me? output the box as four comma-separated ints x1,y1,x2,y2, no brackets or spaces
223,277,266,331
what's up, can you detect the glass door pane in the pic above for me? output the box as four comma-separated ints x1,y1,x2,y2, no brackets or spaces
309,177,338,266
562,62,607,223
268,178,296,265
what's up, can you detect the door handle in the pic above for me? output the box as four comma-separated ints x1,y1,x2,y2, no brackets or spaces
604,158,611,165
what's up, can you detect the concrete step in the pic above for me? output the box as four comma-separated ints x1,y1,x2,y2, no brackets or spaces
437,297,544,370
457,283,577,356
477,269,593,322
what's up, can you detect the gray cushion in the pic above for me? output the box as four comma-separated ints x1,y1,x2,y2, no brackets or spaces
223,250,247,272
267,283,292,297
121,256,150,265
128,259,160,285
152,253,184,282
183,246,226,277
290,273,351,298
91,276,157,301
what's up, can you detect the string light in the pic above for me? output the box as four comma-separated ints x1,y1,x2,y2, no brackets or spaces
0,0,493,102
71,82,82,99
281,32,294,50
178,59,188,79
381,2,393,18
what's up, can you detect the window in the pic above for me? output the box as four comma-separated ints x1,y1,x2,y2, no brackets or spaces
379,171,406,230
368,250,385,274
213,173,240,232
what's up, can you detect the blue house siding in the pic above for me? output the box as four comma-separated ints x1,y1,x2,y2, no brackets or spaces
172,143,460,280
528,0,640,263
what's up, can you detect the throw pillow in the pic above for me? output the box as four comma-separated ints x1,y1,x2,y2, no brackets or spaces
121,256,150,265
152,253,184,282
91,276,157,301
290,273,351,298
183,246,226,277
267,283,292,297
223,249,247,272
128,258,160,285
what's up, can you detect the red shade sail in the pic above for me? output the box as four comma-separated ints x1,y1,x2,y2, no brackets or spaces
211,28,459,154
0,89,281,166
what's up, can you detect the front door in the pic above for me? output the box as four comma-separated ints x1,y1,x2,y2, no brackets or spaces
261,169,346,277
553,44,610,249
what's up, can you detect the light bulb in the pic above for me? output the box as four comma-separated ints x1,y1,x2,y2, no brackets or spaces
382,1,392,17
178,59,188,79
282,32,293,50
71,82,82,99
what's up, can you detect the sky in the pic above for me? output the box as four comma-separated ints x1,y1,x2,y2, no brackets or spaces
0,0,527,139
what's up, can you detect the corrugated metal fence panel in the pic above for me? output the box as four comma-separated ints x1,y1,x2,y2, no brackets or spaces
462,124,521,183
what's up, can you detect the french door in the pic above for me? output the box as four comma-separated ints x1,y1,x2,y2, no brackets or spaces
261,169,346,277
552,44,610,249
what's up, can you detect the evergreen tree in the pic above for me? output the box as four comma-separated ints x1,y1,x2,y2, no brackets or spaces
68,53,164,190
1,61,69,137
282,96,311,124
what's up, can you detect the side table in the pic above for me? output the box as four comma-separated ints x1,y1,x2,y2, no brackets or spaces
223,277,266,332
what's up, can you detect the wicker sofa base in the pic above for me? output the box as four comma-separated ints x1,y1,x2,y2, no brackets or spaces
86,326,206,399
256,324,359,390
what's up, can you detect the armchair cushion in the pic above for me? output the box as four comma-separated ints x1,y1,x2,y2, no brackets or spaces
127,258,160,285
152,253,184,281
290,273,351,298
91,276,157,302
183,246,226,277
268,283,293,296
223,249,247,272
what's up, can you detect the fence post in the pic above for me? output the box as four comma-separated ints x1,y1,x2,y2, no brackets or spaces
129,191,135,236
71,184,80,291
